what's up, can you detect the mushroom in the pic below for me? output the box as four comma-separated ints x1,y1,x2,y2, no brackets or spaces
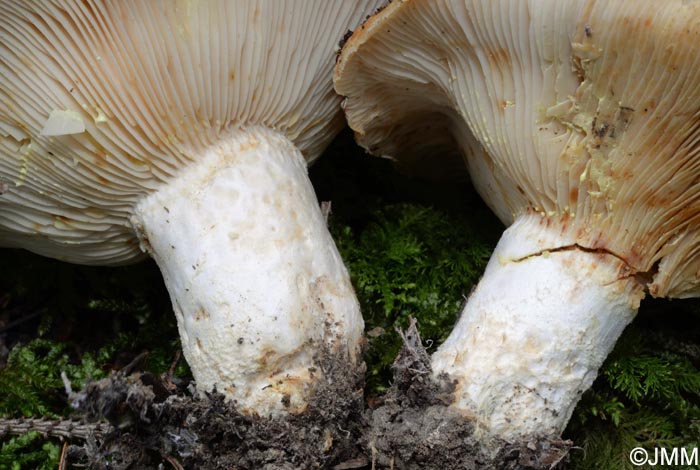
335,0,700,441
0,0,385,416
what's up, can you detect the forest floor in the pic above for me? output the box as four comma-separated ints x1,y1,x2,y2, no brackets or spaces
1,130,699,469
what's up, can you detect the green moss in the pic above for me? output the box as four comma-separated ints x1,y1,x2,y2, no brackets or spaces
567,303,700,470
1,130,699,468
0,249,186,468
0,339,107,418
0,337,112,469
0,432,60,470
332,203,492,393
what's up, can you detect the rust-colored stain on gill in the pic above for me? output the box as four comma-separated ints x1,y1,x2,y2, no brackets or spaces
569,187,579,204
486,47,510,69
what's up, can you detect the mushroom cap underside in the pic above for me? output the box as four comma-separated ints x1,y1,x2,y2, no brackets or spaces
335,0,700,298
0,0,383,264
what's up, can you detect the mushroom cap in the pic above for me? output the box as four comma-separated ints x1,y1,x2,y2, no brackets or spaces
335,0,700,298
0,0,382,265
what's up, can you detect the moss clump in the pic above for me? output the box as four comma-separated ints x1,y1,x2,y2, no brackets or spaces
0,249,186,469
1,129,699,468
0,339,107,418
332,203,492,394
566,301,700,470
0,338,110,470
0,432,60,470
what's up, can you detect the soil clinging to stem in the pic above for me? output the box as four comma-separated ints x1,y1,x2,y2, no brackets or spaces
364,319,573,470
66,348,367,470
64,322,573,469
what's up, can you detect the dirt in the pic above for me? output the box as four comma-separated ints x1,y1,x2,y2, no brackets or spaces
362,321,572,470
65,323,572,469
363,322,484,469
66,348,367,469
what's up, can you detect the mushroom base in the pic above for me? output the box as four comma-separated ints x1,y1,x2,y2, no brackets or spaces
130,126,363,416
431,214,645,442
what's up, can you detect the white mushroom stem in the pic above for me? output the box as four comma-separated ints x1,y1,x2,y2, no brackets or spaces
431,214,645,441
130,126,363,416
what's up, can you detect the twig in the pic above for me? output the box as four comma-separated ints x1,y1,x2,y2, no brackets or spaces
164,454,185,470
321,201,332,225
166,350,181,378
0,418,114,441
0,308,46,334
58,440,68,470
